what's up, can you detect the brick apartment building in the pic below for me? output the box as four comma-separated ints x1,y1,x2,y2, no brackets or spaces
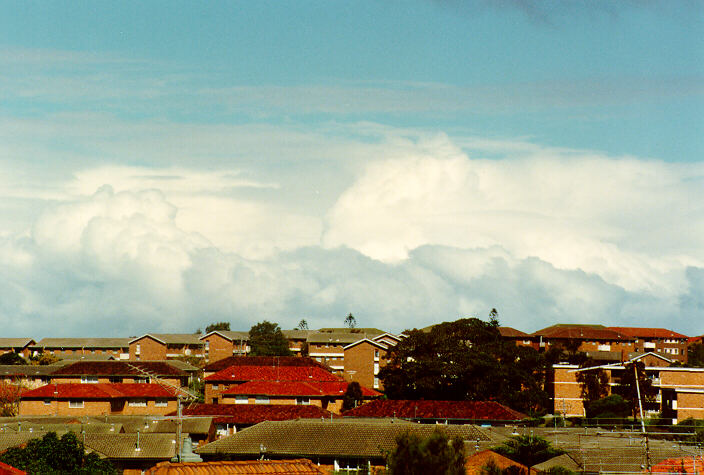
19,383,179,416
608,327,689,363
129,334,203,360
47,361,189,388
32,338,130,360
199,331,249,363
0,339,35,359
552,352,704,422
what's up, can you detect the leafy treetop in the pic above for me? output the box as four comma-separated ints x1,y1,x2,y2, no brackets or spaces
379,317,550,415
0,431,116,474
205,321,231,333
248,321,293,356
344,313,357,328
385,429,465,475
492,434,565,468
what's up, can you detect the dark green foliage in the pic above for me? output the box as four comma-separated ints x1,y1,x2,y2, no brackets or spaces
492,435,565,468
379,317,550,415
673,418,704,443
205,321,230,333
386,429,465,475
296,319,308,330
0,431,117,474
689,343,704,367
342,381,363,411
248,321,293,356
575,364,609,408
344,313,357,328
480,459,528,475
543,467,577,475
585,394,630,419
0,352,26,365
612,361,657,418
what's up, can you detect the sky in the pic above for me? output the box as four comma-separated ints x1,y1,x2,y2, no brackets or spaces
0,1,703,338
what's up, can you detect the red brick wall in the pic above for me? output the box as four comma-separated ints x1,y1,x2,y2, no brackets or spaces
129,337,166,360
343,342,385,391
19,398,177,416
203,334,234,363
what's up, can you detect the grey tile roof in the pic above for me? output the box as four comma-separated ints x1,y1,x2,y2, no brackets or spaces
83,433,178,459
0,365,56,376
146,418,213,436
132,334,203,345
34,338,130,349
201,331,249,341
306,332,370,344
197,420,489,458
0,338,35,348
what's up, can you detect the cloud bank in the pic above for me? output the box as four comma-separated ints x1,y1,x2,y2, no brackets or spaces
0,133,702,337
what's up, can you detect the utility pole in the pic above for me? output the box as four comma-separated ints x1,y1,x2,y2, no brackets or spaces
634,364,651,472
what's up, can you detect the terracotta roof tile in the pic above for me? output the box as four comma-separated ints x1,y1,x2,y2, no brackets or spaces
203,357,328,373
145,459,324,474
21,383,178,399
498,327,530,338
607,327,689,339
51,361,187,377
342,400,526,420
465,450,534,475
532,324,633,341
173,404,336,425
221,381,380,398
205,365,342,383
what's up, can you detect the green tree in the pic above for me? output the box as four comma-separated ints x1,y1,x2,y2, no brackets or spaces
248,321,292,356
0,431,116,474
585,394,630,419
688,343,704,367
379,317,549,415
0,352,26,365
386,429,465,475
612,361,657,418
296,319,309,330
341,382,364,411
205,321,231,333
492,435,565,468
575,363,609,412
344,313,357,328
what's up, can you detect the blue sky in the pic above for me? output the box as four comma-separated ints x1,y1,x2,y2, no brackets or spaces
0,1,703,337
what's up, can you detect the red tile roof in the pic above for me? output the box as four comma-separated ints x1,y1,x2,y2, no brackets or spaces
21,383,178,399
532,324,632,341
607,327,689,339
173,403,337,425
498,327,530,338
342,400,526,420
0,461,26,475
204,356,328,373
222,381,380,398
651,457,704,474
205,365,342,383
50,361,187,377
145,459,324,474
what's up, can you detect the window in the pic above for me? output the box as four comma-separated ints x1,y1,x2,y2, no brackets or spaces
374,349,380,361
235,395,248,404
212,384,219,390
135,344,141,355
81,376,98,384
110,377,123,383
68,400,84,408
43,399,51,406
129,399,147,407
255,396,269,404
155,399,168,407
374,377,380,389
135,377,149,384
373,362,379,375
296,397,310,405
205,341,210,352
